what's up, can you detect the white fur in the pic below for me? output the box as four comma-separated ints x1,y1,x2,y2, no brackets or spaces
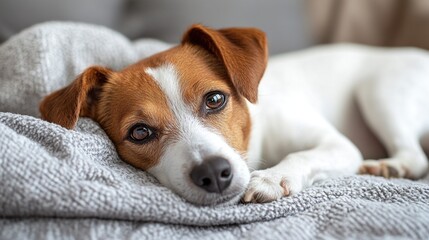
145,64,250,205
243,44,429,202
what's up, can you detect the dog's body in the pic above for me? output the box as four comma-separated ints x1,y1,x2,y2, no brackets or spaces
40,25,429,205
245,44,429,202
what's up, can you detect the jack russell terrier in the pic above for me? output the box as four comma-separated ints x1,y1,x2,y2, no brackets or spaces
40,25,429,205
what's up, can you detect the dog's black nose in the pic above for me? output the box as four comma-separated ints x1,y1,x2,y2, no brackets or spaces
190,157,233,193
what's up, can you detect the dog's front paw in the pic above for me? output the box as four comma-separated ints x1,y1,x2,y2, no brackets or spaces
242,170,302,203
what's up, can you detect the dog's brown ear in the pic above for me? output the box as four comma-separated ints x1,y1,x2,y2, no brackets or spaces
39,66,112,129
182,24,268,103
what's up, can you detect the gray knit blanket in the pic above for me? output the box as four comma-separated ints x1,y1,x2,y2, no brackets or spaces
1,22,429,240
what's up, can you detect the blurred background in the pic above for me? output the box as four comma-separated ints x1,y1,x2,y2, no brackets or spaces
1,0,428,55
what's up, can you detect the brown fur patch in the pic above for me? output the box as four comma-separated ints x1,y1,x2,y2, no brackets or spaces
39,66,112,129
182,24,268,103
95,67,178,170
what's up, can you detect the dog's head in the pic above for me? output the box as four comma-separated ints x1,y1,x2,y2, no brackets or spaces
40,25,268,205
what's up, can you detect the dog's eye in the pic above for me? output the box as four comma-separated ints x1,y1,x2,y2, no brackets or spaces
128,124,155,143
205,91,227,113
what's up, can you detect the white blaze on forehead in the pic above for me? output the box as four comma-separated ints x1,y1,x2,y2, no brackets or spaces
145,64,191,120
144,63,225,158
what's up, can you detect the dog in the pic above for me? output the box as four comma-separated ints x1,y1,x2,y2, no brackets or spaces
39,24,429,205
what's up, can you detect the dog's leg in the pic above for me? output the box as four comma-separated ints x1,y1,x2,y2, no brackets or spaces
243,117,363,203
356,72,429,179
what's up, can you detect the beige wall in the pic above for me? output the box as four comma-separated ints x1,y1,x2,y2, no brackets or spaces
307,0,429,50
